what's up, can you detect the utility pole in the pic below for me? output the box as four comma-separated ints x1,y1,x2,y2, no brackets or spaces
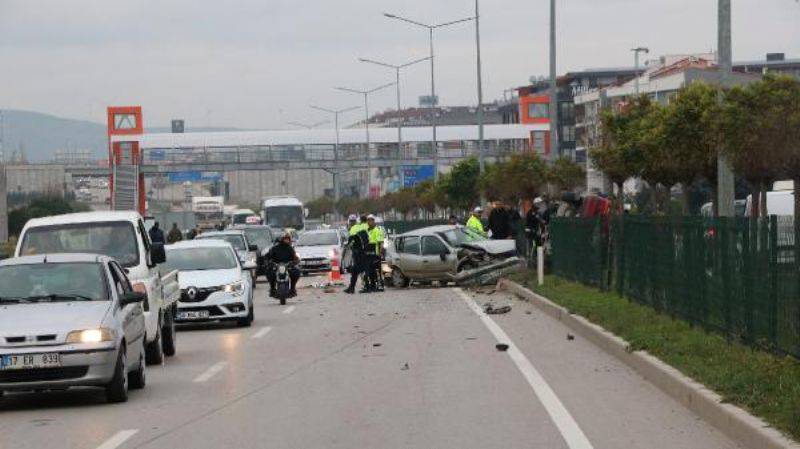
548,0,559,163
717,0,736,217
336,83,395,198
310,105,359,216
0,109,6,242
475,0,486,174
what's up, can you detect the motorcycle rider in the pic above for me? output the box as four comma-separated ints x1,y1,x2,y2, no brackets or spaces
265,231,300,298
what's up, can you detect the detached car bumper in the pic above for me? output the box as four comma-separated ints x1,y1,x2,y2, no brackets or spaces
0,343,118,391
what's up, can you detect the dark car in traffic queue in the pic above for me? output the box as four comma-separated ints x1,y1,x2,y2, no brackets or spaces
230,225,275,281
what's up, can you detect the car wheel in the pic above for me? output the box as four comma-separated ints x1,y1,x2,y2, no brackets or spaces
237,305,254,327
391,268,409,288
145,326,164,365
128,352,146,390
162,309,177,357
105,347,129,403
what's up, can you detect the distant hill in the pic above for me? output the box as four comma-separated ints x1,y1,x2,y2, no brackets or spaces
0,109,245,162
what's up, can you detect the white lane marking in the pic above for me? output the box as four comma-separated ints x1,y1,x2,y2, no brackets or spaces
95,429,138,449
251,326,273,340
282,305,296,315
193,361,228,383
455,288,595,449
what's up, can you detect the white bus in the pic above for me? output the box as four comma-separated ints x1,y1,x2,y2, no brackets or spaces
262,196,306,231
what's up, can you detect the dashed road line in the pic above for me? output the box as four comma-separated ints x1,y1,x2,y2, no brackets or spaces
193,361,228,383
95,429,138,449
251,326,273,339
282,306,296,315
455,288,595,449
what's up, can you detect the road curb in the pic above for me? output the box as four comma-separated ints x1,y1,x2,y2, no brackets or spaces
497,278,800,449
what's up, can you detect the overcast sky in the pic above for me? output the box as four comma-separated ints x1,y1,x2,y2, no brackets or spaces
1,0,798,129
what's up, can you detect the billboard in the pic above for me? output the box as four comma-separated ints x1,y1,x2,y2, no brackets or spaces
402,165,435,188
168,171,224,183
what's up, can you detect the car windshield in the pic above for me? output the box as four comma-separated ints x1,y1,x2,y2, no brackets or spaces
20,222,139,267
163,247,238,271
438,227,487,247
198,234,246,251
264,206,304,230
296,232,338,246
0,263,107,303
243,228,272,250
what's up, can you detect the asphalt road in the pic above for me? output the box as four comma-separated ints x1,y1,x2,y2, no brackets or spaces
0,276,743,449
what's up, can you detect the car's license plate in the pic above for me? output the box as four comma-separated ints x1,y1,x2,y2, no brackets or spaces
0,353,61,371
178,310,210,320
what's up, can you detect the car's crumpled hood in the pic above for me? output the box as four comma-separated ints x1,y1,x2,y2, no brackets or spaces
459,239,517,256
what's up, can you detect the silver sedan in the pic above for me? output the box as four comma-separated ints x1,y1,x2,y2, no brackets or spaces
0,254,147,403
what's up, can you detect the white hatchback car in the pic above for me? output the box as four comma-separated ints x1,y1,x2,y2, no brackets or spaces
164,240,255,327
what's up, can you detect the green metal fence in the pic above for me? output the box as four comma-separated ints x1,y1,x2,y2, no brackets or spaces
551,216,800,357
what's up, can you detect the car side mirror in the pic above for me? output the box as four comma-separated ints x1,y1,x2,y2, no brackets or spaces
248,244,258,252
120,291,146,306
151,242,166,265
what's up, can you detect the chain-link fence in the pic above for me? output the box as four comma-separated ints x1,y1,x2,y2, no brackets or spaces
551,216,800,357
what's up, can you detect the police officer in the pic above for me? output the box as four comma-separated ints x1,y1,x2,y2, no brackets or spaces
366,215,385,292
344,216,370,294
466,207,486,236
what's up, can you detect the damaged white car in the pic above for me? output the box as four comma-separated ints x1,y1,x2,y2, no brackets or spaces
385,225,520,287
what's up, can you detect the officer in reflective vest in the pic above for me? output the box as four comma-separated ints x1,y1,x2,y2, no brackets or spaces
466,207,486,236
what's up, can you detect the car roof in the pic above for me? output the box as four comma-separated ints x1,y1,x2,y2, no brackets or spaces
301,229,338,235
197,230,246,238
0,253,111,266
166,240,233,250
230,225,271,230
398,225,458,237
23,211,142,229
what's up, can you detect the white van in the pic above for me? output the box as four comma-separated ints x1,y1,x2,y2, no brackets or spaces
16,211,181,365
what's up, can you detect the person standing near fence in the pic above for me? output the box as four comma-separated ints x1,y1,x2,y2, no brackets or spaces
167,223,183,244
488,201,513,240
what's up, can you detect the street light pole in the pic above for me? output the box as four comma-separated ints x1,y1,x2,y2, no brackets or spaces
335,82,395,198
548,0,559,163
631,47,649,96
717,0,735,217
384,12,475,178
358,56,431,158
475,0,486,174
310,105,360,210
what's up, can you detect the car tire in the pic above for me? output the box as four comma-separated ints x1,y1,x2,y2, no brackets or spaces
162,309,177,358
391,268,409,288
128,352,146,390
105,347,129,403
145,326,164,365
237,306,254,327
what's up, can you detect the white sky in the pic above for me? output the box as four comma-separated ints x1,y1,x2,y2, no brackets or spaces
1,0,798,129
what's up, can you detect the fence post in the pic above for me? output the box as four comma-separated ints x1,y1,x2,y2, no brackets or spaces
769,215,778,346
537,246,544,286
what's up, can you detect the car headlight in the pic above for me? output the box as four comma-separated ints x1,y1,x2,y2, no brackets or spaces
224,280,245,296
66,328,115,344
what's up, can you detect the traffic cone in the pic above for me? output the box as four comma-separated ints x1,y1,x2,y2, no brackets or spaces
329,255,342,283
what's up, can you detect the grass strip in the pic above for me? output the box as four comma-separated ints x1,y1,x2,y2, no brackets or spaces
508,272,800,441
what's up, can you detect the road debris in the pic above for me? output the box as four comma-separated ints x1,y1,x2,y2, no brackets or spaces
495,343,509,352
567,334,575,341
401,362,410,371
372,343,382,347
454,258,523,287
483,303,512,315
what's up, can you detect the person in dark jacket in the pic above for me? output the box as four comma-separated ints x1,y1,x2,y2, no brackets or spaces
148,222,165,244
265,232,300,297
167,223,183,244
344,216,370,294
488,201,513,240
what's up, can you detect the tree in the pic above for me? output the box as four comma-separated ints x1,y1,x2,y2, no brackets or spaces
549,156,586,193
590,97,653,205
306,196,334,219
722,76,796,218
440,158,480,211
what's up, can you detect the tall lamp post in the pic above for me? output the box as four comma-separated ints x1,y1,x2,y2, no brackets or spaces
717,0,735,217
548,0,559,163
384,11,476,175
358,56,430,155
631,47,649,96
309,105,360,209
335,82,395,198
